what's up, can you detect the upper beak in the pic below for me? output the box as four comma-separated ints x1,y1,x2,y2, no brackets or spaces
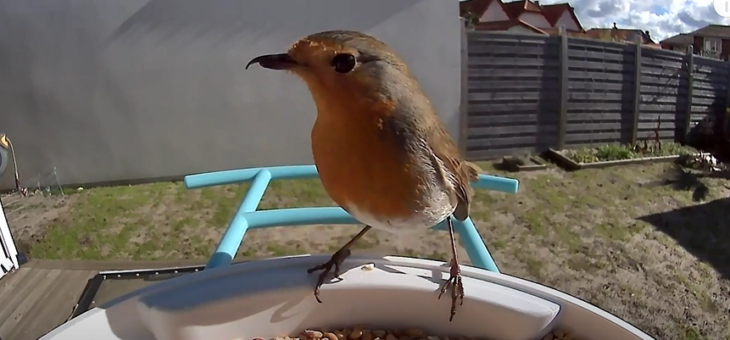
245,53,298,70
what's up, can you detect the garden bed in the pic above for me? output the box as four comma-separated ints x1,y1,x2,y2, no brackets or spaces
500,155,547,172
546,143,696,171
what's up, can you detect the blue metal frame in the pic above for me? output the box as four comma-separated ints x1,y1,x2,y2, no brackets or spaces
184,165,519,273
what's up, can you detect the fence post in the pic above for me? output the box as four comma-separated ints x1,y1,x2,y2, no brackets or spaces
458,18,469,157
684,46,694,136
557,26,568,150
631,35,643,145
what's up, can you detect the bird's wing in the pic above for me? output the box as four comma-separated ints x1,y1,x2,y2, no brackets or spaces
425,124,481,221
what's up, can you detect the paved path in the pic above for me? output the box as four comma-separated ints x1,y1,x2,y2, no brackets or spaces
0,259,207,340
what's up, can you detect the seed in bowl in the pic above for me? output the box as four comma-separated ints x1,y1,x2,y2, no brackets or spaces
257,326,580,340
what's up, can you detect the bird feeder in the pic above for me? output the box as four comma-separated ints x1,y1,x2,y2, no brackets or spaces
38,165,656,340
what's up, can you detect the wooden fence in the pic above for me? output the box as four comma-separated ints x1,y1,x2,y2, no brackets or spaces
463,31,730,160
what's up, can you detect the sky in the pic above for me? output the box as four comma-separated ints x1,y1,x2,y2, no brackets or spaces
474,0,730,42
558,0,730,41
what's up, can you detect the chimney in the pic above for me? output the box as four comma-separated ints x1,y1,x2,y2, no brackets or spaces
534,1,540,5
645,30,650,38
612,22,617,29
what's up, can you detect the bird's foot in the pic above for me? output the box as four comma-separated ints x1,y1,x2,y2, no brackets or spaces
306,248,352,303
438,258,464,322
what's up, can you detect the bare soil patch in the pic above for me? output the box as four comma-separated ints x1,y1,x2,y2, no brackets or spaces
2,162,729,340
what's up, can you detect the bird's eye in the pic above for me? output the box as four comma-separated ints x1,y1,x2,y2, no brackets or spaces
331,53,356,73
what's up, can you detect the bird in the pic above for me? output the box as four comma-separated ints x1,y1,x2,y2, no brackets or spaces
246,30,481,321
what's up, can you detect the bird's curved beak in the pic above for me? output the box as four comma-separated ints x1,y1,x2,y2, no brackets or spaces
245,53,298,70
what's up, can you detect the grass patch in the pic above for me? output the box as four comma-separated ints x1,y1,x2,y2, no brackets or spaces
24,179,334,261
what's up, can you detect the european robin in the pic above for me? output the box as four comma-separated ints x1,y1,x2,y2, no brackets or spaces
246,30,481,321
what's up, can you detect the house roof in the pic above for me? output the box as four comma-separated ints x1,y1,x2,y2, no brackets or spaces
474,21,588,37
500,0,541,13
501,1,530,18
524,0,542,12
540,4,567,24
659,33,694,45
542,27,587,36
585,27,655,44
541,3,584,32
690,24,730,39
460,0,585,34
659,25,730,45
474,19,547,34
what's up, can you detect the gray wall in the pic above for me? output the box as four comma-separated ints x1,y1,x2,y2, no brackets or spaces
0,0,463,190
465,31,730,160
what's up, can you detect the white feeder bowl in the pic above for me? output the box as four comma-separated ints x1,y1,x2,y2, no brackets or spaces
40,255,655,340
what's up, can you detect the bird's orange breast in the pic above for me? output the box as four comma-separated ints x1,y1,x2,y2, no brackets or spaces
310,98,430,221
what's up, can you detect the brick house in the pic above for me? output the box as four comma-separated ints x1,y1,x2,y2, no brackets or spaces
660,24,730,60
459,0,585,35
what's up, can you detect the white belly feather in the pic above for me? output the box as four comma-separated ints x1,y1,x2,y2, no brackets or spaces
347,191,455,234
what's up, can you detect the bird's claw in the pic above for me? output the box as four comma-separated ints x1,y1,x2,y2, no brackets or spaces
438,258,465,322
307,248,352,303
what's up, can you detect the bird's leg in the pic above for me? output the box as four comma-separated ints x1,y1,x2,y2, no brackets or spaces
438,216,465,322
307,225,372,303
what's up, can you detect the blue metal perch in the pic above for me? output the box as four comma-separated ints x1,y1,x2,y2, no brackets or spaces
183,165,519,273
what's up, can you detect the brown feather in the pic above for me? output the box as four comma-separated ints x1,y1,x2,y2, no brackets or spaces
426,123,481,221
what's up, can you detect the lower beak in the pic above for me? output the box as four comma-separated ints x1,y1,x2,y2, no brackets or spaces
245,53,298,70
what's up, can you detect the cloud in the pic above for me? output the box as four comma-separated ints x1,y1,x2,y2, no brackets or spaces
537,0,730,41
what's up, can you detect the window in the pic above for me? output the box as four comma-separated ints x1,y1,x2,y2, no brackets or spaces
705,38,721,52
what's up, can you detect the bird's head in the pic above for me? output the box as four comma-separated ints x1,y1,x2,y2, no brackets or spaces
246,30,424,118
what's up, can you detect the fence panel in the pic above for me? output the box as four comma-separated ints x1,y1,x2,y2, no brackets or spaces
464,31,727,160
465,32,561,160
638,47,688,142
691,56,728,135
564,37,636,147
